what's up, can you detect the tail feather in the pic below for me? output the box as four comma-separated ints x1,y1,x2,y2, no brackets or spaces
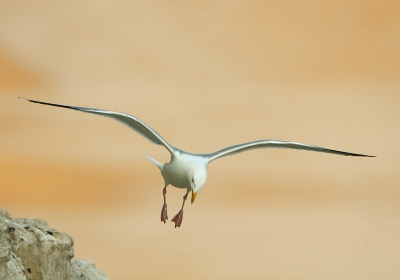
146,156,163,170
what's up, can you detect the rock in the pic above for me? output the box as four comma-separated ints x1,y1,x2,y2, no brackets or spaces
0,210,108,280
69,260,107,280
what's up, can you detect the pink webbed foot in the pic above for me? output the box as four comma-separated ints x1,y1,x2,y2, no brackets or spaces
161,204,168,223
171,210,184,228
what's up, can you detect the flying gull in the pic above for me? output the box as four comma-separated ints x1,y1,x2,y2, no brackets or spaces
19,97,374,227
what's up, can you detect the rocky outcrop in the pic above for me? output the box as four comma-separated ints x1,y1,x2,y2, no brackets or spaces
0,210,108,280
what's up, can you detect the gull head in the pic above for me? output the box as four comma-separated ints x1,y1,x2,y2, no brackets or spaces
189,164,207,204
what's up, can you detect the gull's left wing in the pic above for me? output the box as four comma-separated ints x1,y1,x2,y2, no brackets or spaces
204,139,374,163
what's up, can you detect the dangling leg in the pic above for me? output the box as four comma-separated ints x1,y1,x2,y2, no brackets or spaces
172,189,190,228
161,185,168,223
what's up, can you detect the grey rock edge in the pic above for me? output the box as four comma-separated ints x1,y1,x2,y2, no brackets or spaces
0,210,108,280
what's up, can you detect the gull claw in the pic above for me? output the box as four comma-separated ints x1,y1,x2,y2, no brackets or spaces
161,204,168,223
171,210,184,228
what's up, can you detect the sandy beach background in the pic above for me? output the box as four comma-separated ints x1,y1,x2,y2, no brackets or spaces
1,1,399,279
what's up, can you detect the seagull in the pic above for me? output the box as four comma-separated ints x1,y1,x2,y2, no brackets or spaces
19,97,374,227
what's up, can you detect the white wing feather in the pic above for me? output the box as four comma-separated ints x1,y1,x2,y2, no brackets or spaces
20,98,374,161
204,139,374,163
19,97,175,154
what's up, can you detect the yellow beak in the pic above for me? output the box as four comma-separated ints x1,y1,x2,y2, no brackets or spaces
191,191,197,204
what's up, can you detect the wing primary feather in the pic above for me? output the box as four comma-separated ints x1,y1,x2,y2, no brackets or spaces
204,140,374,163
19,98,375,161
18,97,175,154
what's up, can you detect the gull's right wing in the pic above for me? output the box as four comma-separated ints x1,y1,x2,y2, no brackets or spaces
19,97,176,155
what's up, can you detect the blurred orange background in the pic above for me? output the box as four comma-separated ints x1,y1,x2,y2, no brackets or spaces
1,1,399,279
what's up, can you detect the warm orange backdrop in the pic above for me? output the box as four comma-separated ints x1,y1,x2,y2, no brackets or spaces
1,1,399,279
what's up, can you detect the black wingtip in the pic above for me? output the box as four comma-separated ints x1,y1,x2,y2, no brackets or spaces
325,147,375,158
18,97,38,103
348,152,376,157
350,153,376,158
346,153,376,158
18,97,76,110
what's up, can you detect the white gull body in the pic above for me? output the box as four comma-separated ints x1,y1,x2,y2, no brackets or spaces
20,97,374,228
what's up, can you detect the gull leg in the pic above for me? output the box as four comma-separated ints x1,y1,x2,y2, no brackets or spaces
161,186,168,223
172,189,190,228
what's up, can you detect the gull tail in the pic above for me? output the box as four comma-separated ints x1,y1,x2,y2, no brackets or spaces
146,156,164,171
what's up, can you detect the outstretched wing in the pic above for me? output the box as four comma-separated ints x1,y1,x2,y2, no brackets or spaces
204,139,374,163
19,97,175,154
